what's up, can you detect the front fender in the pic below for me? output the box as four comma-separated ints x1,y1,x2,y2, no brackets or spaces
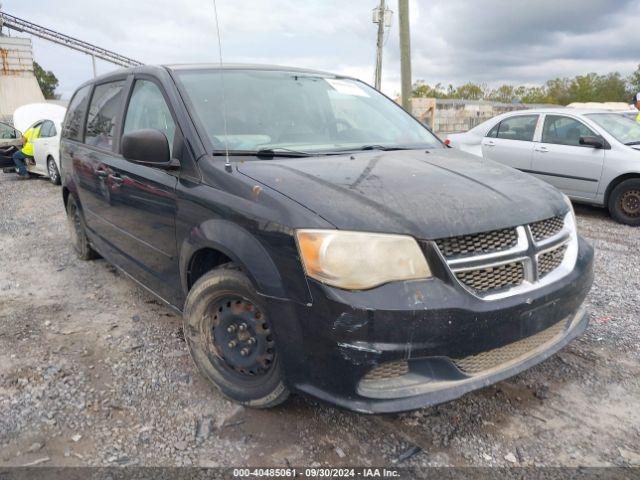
179,218,301,302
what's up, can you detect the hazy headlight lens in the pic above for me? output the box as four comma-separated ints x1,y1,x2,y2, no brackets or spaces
296,230,431,290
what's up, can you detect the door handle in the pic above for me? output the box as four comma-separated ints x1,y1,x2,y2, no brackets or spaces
485,140,496,147
109,173,123,185
535,146,549,153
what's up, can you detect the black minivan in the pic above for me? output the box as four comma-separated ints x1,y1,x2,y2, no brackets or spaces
61,65,593,413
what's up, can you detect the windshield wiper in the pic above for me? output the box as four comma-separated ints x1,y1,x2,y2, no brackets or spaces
624,141,640,146
211,148,312,158
357,145,413,151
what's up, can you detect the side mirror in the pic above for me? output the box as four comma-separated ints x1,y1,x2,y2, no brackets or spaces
122,129,171,166
579,135,604,149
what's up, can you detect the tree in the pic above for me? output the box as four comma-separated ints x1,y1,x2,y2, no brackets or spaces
627,64,640,99
33,62,59,99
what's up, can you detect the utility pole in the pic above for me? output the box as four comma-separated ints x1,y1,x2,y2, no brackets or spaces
398,0,412,112
373,0,385,90
372,1,392,91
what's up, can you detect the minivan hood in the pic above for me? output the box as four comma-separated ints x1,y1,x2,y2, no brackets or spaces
237,149,568,239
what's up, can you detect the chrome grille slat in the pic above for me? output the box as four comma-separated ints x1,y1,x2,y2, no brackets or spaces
435,227,518,258
433,214,574,300
456,261,524,293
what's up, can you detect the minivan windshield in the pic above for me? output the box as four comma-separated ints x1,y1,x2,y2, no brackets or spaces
175,69,442,154
585,113,640,146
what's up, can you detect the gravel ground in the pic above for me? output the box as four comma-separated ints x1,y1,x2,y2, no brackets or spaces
0,173,639,468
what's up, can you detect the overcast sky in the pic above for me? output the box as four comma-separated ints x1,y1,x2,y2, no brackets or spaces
3,0,640,99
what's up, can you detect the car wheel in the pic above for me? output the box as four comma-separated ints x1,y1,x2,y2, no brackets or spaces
608,179,640,226
66,196,99,260
47,157,61,185
184,265,290,408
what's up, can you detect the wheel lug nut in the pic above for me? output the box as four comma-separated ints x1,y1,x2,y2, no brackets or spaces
247,337,256,345
238,323,247,332
240,347,250,356
228,340,237,348
227,324,237,333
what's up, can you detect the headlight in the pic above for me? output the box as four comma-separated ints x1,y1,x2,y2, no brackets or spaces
296,230,431,290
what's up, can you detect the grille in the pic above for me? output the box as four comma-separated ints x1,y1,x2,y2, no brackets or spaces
435,227,518,258
538,245,567,277
530,216,564,242
452,321,566,375
361,361,409,382
456,262,524,293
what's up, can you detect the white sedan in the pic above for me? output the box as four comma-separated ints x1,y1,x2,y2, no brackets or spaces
7,103,67,185
445,108,640,225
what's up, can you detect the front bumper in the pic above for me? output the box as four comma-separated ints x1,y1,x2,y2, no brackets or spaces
266,236,594,414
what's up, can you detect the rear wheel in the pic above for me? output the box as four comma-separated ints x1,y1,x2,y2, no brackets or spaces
47,157,61,185
66,196,99,260
184,265,289,408
608,179,640,226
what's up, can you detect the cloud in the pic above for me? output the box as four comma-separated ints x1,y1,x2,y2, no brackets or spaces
2,0,638,99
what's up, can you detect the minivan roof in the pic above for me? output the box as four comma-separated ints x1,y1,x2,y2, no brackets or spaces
74,63,349,92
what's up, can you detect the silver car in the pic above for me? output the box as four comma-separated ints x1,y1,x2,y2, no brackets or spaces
446,109,640,225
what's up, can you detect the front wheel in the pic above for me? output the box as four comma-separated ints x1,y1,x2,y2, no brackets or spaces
608,179,640,226
66,196,99,260
183,265,289,408
47,157,61,185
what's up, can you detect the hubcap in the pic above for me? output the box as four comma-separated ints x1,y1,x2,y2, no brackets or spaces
206,298,275,377
620,189,640,217
48,160,56,179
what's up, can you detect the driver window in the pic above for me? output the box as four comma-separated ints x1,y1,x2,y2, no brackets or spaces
542,115,596,147
123,80,176,156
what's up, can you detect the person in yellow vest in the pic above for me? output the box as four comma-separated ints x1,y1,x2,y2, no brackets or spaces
635,92,640,123
12,124,40,179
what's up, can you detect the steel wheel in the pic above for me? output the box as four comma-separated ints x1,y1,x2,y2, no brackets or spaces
184,266,289,408
609,179,640,226
205,296,275,378
619,189,640,218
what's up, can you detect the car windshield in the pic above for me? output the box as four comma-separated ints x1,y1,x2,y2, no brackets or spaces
175,69,442,154
585,113,640,145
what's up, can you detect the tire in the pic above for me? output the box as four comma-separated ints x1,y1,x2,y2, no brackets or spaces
608,179,640,226
47,157,61,185
184,265,289,408
66,195,99,260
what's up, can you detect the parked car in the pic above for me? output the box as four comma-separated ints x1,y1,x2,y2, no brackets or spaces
445,108,640,225
9,103,67,184
61,65,593,413
0,120,22,170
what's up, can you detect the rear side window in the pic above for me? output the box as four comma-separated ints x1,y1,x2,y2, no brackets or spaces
85,81,125,150
542,115,596,147
39,120,55,138
123,80,176,156
62,85,91,141
490,115,538,142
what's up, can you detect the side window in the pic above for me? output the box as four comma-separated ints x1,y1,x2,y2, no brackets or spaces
486,122,500,138
62,85,92,141
85,81,125,150
542,115,596,147
123,80,176,156
40,121,54,138
495,115,538,142
0,122,17,139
